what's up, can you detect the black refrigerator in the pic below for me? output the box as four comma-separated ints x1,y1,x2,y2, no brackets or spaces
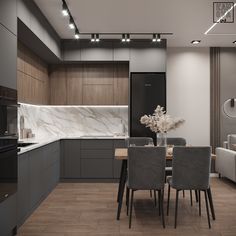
130,72,166,140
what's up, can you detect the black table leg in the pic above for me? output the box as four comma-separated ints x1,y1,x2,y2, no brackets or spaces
117,160,127,220
207,187,216,220
117,160,126,202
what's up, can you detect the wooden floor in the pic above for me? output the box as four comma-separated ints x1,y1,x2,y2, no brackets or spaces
18,178,236,236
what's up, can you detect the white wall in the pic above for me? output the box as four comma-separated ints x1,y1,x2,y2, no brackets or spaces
166,47,210,145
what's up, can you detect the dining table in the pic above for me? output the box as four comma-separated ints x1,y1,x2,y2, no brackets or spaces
114,147,216,220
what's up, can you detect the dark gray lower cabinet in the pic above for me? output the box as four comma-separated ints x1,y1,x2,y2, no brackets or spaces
17,153,30,227
17,141,60,227
62,139,125,179
62,140,81,178
0,194,17,236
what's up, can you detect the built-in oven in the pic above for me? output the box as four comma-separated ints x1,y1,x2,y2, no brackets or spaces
0,86,17,203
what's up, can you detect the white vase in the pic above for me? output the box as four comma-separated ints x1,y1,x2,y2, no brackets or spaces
156,132,167,146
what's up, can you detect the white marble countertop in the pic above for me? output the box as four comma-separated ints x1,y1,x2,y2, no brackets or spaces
18,135,128,155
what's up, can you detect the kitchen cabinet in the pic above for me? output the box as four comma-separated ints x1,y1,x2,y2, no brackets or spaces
62,140,81,178
81,159,113,178
61,139,125,179
17,141,60,227
130,45,166,72
113,43,130,61
80,41,113,61
113,63,129,105
0,24,17,89
0,194,17,236
63,41,81,61
17,153,30,226
50,66,67,105
0,0,17,35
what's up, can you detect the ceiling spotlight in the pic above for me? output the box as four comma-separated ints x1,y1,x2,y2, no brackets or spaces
62,2,68,16
152,34,157,42
91,34,95,42
122,34,126,42
233,40,236,44
74,29,79,39
126,34,130,42
95,34,100,42
69,17,75,29
191,40,201,45
156,34,161,42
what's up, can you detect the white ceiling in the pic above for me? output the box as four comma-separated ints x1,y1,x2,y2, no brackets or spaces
34,0,236,47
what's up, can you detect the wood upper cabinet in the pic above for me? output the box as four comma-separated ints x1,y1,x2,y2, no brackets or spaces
66,65,83,105
83,63,114,85
48,62,129,105
114,63,129,105
49,65,67,105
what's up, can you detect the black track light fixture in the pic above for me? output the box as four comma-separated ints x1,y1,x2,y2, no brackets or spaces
74,29,79,39
156,33,161,42
121,34,126,42
62,1,68,16
91,34,95,42
95,34,100,42
69,17,75,29
126,34,130,42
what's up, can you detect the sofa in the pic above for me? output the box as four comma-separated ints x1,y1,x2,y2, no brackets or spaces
215,134,236,183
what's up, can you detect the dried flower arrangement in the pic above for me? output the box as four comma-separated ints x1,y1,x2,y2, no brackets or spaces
140,105,185,133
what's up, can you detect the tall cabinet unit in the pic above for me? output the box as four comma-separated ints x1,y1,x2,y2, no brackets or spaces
0,1,17,236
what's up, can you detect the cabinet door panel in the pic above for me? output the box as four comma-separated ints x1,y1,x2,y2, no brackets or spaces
17,153,30,226
113,43,130,61
29,148,43,209
0,25,17,89
81,159,113,178
81,149,113,159
114,63,129,105
81,140,113,149
83,85,113,105
66,65,83,105
130,45,166,72
0,194,17,236
81,42,113,61
63,140,81,178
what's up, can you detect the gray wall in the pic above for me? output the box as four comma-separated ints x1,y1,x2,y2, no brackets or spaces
220,48,236,144
167,47,210,146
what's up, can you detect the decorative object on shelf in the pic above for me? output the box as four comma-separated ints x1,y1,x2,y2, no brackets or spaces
140,105,185,146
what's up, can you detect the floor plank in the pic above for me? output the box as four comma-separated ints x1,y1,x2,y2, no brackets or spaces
18,178,236,236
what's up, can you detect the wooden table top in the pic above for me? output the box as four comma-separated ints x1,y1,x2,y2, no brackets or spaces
114,148,216,161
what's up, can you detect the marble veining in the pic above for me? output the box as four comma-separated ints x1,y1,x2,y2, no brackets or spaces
18,103,128,140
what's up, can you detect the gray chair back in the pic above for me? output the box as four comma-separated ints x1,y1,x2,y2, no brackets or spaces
227,134,236,150
125,137,153,147
128,147,166,190
172,147,211,190
167,137,186,146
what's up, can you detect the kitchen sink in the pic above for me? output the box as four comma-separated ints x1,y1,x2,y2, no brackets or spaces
18,142,37,147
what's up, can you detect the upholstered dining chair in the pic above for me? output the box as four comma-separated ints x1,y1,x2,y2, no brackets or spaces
124,137,155,205
167,146,214,228
127,146,166,228
165,137,189,198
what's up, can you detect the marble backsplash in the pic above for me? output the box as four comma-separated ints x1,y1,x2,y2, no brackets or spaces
18,103,128,140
